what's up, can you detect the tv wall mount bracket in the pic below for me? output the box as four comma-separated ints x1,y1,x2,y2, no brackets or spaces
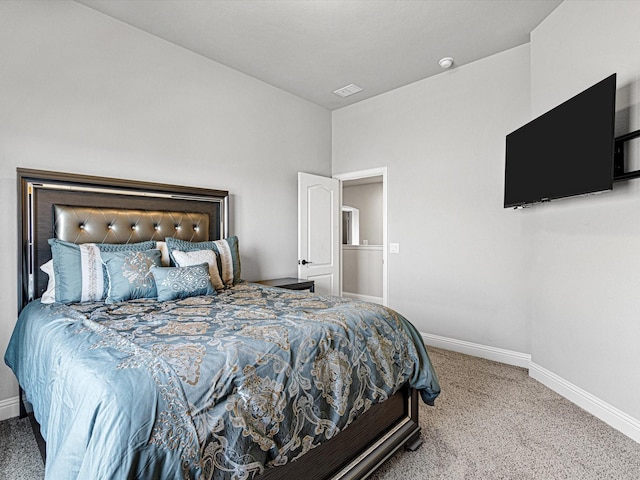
613,129,640,182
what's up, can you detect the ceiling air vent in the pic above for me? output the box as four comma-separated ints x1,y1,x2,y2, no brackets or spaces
333,84,363,98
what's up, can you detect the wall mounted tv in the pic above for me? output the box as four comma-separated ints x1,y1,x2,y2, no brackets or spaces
504,73,616,208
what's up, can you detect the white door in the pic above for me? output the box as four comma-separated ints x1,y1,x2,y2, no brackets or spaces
298,172,340,295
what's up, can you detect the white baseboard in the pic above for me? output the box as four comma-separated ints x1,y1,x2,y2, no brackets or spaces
342,292,384,305
419,331,640,444
420,332,531,368
0,396,20,422
530,362,640,444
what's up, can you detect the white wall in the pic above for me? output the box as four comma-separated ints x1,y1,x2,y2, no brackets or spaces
0,1,330,410
333,45,532,354
529,0,640,423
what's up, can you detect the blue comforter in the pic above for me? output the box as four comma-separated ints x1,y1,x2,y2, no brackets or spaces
5,283,440,480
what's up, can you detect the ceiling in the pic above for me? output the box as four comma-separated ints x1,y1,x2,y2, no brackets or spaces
75,0,562,110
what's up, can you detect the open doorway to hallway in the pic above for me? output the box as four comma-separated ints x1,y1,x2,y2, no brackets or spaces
334,168,387,305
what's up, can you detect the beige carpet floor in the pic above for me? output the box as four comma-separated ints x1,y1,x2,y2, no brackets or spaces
1,347,639,479
370,347,640,479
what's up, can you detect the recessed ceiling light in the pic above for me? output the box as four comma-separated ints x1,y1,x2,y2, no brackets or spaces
439,57,454,69
333,84,363,98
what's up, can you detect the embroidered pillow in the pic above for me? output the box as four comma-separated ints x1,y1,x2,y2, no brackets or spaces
165,236,241,286
48,239,156,303
101,249,162,303
171,249,225,291
151,263,216,301
49,239,105,303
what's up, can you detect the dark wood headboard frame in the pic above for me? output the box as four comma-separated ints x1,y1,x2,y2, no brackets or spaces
17,168,229,311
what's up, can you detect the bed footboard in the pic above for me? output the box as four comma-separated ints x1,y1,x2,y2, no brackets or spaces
256,386,420,480
25,386,420,479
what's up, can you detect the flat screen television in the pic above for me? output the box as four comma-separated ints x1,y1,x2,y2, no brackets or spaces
504,73,616,208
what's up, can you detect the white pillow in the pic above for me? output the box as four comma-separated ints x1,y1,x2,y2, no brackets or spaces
40,260,56,304
172,249,225,291
155,241,171,267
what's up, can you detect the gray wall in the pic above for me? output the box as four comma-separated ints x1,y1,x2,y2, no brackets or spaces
0,1,330,409
333,45,532,354
342,246,383,298
333,0,640,433
528,0,640,423
343,182,383,245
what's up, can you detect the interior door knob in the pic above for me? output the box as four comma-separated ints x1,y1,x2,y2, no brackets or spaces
300,259,312,265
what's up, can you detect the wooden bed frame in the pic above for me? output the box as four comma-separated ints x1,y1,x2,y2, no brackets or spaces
16,168,423,480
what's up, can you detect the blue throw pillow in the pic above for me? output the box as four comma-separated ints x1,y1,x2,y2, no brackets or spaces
151,263,216,301
165,236,241,286
48,238,156,303
101,249,162,303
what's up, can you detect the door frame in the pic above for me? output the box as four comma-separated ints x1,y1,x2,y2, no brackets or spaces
333,167,388,306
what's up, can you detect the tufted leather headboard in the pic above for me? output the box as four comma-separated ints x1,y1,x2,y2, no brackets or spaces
17,168,229,309
53,206,210,244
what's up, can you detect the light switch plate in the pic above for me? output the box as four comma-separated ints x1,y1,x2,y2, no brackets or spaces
389,243,400,254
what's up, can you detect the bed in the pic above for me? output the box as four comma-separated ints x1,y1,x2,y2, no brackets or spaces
5,168,440,480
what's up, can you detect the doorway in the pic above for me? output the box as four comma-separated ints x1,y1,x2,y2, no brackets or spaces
334,168,387,306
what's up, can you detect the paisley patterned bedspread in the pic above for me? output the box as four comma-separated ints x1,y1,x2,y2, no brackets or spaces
5,283,440,480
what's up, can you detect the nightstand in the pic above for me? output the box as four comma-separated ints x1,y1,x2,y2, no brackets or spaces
256,277,315,293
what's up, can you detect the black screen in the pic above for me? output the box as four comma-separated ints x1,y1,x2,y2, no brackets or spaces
504,74,616,208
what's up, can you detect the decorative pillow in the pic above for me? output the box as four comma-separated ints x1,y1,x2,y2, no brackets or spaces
40,260,56,304
48,238,156,303
155,241,171,266
96,241,156,253
165,236,241,286
101,249,161,303
172,249,225,291
151,263,216,301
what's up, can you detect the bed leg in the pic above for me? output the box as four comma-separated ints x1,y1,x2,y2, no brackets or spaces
19,386,27,419
404,433,423,452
